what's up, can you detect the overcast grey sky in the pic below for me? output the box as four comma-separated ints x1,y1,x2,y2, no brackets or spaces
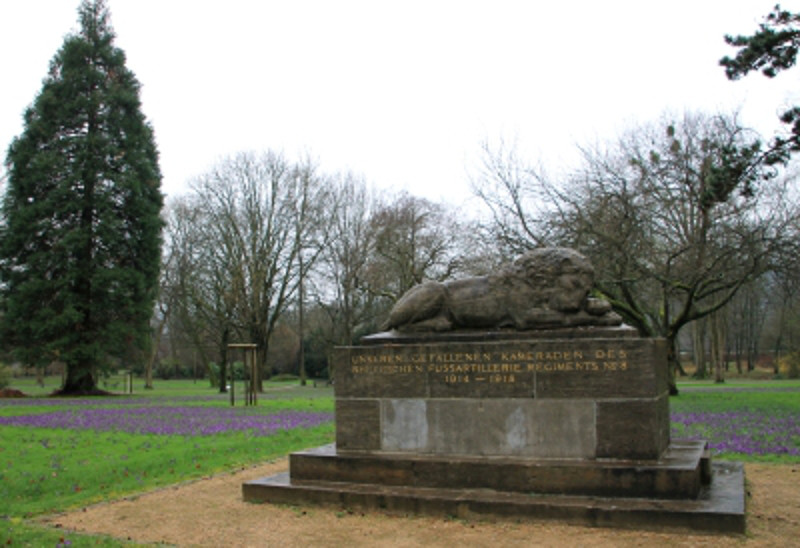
2,1,798,204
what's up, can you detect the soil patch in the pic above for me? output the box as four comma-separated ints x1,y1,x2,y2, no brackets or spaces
0,388,28,398
40,461,799,547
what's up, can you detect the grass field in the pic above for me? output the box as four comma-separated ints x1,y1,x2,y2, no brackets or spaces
1,378,334,546
1,376,798,546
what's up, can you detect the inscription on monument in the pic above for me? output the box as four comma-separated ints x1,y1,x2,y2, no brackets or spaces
349,347,631,385
334,338,665,400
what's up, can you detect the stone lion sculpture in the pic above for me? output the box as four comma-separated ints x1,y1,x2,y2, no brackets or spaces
382,247,622,331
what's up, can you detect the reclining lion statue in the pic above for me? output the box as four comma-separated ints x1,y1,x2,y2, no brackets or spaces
382,247,622,332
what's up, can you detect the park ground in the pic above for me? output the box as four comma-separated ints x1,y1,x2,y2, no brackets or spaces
40,459,798,547
4,370,798,546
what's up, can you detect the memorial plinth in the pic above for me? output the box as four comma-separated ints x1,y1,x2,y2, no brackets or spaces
337,326,668,461
243,327,745,533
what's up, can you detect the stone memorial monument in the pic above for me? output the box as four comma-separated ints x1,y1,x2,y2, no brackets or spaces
243,248,745,532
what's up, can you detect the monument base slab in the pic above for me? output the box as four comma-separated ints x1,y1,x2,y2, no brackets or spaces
242,443,745,534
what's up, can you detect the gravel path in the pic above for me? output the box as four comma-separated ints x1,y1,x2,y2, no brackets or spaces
42,461,799,547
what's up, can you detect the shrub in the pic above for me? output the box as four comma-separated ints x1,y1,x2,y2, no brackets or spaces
155,358,178,380
270,373,300,382
208,362,220,388
777,352,800,379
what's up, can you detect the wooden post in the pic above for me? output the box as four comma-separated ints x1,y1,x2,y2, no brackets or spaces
230,361,235,407
228,343,258,406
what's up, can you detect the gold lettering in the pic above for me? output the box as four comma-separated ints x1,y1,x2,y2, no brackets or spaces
514,351,533,361
350,346,627,376
595,349,627,360
489,374,516,383
445,374,470,383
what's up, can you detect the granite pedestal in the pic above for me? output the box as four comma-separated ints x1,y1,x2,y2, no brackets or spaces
243,327,745,533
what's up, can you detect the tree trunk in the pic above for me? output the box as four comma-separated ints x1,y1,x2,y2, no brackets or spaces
692,319,707,379
773,317,785,375
711,310,726,384
144,358,154,389
666,334,680,396
145,312,168,390
218,327,230,393
61,362,97,395
747,337,757,372
298,256,307,386
256,344,266,391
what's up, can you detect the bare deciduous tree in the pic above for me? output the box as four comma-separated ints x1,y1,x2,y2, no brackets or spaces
474,112,800,393
313,173,384,346
188,152,327,388
366,193,465,302
161,195,238,390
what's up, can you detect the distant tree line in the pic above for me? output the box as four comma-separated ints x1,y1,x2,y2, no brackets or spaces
153,113,800,394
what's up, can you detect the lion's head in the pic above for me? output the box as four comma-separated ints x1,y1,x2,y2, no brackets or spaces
510,248,594,312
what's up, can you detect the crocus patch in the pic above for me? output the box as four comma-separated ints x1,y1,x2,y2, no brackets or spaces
671,409,800,457
0,406,333,436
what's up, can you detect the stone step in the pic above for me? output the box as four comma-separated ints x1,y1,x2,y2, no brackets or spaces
287,440,709,499
242,460,745,534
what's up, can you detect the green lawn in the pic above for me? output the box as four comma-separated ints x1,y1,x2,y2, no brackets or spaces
8,374,268,398
1,379,334,546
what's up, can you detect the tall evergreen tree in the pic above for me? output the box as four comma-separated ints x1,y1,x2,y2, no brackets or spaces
721,5,800,163
0,0,163,394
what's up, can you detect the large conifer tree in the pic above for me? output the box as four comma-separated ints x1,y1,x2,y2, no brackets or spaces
0,0,163,394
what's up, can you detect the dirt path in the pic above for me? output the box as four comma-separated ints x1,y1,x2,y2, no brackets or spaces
41,461,799,547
